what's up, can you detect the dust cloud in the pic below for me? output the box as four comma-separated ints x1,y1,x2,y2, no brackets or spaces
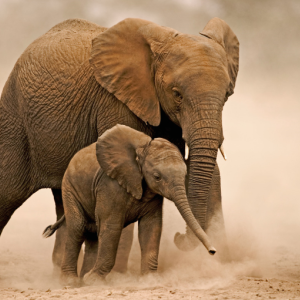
1,0,300,296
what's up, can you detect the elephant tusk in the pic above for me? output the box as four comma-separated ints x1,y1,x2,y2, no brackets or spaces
219,144,227,160
185,143,189,160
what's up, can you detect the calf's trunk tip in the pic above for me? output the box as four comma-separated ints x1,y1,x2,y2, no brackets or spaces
173,194,216,255
174,232,216,255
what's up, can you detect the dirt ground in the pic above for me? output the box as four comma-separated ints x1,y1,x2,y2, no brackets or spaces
1,194,300,300
1,250,300,300
1,278,300,300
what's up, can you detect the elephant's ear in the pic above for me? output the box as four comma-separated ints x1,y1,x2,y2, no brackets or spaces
200,17,239,96
90,18,178,126
96,124,151,199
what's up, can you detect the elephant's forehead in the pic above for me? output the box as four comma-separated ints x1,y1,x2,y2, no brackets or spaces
167,34,227,67
162,36,230,91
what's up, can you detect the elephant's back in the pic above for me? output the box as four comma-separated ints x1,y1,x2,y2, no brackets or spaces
1,19,106,110
23,18,106,60
16,18,106,83
47,18,103,33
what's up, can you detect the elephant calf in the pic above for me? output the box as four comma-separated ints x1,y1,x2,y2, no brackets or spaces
43,125,216,286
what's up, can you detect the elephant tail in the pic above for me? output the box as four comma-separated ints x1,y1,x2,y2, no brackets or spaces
42,215,65,238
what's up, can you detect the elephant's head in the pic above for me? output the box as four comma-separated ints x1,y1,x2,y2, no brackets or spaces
90,18,239,250
96,124,216,255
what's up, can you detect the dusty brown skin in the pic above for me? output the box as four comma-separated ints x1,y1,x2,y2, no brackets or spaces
44,125,216,286
0,18,239,266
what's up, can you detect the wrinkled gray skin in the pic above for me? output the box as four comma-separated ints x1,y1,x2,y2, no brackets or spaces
0,17,239,268
45,125,216,286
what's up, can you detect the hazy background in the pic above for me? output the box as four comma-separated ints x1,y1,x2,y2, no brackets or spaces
0,0,300,288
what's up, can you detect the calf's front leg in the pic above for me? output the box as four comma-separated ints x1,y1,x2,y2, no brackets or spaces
83,220,124,285
113,223,134,273
138,195,163,274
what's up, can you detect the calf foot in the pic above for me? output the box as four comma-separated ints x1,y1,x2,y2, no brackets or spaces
83,270,105,286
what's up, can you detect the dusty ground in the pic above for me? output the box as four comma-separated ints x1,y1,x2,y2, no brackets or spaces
1,193,300,300
1,278,300,300
1,254,300,300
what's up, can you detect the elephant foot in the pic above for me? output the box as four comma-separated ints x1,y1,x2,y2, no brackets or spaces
139,271,161,284
52,265,61,279
60,273,81,288
217,243,232,263
112,260,128,273
83,270,106,286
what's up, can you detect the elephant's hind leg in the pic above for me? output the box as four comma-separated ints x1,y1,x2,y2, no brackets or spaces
0,188,36,236
0,108,37,236
206,163,231,261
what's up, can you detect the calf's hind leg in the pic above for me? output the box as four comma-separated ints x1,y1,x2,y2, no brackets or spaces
60,192,85,287
52,188,84,276
51,189,66,273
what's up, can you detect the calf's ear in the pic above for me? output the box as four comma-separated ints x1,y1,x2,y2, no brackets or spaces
96,124,151,199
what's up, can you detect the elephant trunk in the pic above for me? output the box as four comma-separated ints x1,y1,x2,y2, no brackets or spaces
174,102,222,251
172,186,216,254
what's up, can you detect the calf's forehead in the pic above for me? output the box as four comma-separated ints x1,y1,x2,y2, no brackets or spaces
146,139,183,160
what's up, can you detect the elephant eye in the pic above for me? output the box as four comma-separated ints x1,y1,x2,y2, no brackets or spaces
153,172,162,182
172,88,183,100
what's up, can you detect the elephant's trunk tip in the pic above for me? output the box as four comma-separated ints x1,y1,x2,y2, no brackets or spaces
174,232,217,255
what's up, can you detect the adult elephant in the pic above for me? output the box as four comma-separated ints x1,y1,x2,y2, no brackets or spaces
0,17,239,269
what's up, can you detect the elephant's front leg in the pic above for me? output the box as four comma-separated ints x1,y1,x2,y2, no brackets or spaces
182,162,228,256
138,196,163,274
206,163,230,260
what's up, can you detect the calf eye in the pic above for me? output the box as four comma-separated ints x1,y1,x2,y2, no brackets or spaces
153,172,161,182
